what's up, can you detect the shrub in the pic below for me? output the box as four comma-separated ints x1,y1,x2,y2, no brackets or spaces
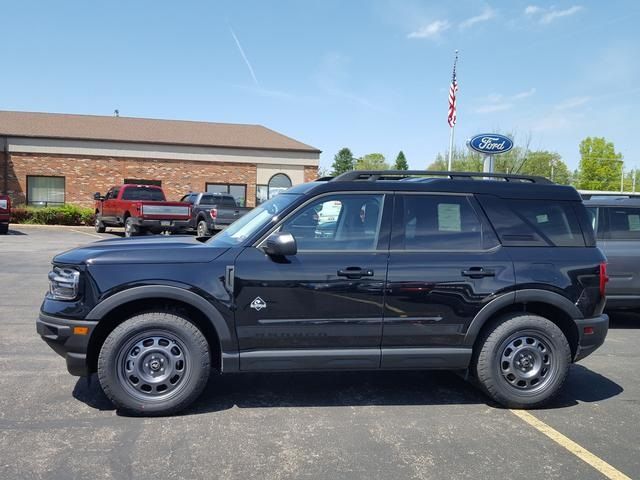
11,205,95,226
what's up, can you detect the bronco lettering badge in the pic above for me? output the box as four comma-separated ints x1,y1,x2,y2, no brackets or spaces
250,297,267,311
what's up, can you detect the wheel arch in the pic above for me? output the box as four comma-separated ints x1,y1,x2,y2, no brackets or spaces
85,285,237,374
465,289,581,359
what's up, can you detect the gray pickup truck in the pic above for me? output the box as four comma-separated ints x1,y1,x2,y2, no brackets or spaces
181,192,251,236
584,197,640,310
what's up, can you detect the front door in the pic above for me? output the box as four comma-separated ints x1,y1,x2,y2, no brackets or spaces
382,193,515,368
233,192,391,371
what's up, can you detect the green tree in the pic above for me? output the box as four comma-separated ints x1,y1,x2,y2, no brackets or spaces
356,153,390,170
518,151,571,185
577,137,623,190
331,148,355,176
394,151,408,170
428,147,483,171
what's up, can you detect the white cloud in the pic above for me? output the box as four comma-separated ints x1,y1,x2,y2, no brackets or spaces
460,8,496,29
524,5,584,24
512,88,537,100
555,96,591,110
524,5,541,15
407,20,451,39
474,88,536,113
475,103,513,114
532,114,572,132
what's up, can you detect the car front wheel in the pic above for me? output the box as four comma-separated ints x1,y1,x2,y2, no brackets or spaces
473,313,571,408
95,216,106,233
97,312,211,416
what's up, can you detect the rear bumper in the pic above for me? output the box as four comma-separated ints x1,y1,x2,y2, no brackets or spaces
36,312,97,376
574,314,609,362
133,218,191,231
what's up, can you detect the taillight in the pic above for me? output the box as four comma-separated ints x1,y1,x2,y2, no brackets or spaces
209,208,217,219
599,262,609,297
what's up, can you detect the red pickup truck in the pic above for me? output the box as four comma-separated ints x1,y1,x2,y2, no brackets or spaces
94,184,191,237
0,195,10,234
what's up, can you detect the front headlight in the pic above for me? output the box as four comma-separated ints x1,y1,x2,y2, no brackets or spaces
48,266,80,300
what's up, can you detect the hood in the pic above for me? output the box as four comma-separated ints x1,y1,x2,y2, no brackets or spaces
53,235,229,266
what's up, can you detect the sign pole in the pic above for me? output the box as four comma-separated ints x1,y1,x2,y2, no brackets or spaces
447,126,455,171
483,154,494,173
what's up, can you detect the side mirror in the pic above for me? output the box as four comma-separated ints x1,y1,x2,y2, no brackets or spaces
94,192,103,201
264,232,297,257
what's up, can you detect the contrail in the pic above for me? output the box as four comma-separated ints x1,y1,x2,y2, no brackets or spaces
229,26,259,86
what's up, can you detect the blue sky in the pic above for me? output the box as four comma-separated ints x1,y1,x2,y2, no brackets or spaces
1,0,639,171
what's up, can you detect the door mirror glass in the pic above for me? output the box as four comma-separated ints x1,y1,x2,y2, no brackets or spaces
264,232,297,257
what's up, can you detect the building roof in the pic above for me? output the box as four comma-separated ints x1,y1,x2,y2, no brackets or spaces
0,110,320,153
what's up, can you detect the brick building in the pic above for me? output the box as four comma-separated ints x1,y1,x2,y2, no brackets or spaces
0,111,320,208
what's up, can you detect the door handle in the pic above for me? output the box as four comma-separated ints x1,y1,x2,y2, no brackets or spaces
337,267,374,279
461,267,495,279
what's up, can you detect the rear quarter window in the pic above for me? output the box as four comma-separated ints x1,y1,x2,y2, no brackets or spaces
477,195,587,247
607,207,640,240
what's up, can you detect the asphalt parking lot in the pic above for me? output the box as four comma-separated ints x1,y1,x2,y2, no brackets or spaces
1,225,638,480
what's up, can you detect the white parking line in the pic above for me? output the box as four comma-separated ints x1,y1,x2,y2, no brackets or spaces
510,409,631,480
69,229,105,239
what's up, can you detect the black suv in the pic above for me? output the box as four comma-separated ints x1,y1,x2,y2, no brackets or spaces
37,171,609,415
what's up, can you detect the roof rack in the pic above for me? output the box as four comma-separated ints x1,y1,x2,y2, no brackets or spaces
331,170,553,184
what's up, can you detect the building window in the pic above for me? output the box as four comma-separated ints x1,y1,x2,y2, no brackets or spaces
27,176,65,206
124,179,162,186
268,173,292,199
206,183,247,207
256,185,269,205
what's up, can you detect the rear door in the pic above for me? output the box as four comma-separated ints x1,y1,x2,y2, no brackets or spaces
599,205,640,303
382,193,515,368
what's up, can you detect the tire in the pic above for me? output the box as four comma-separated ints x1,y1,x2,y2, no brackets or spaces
97,312,211,416
95,215,106,233
196,219,210,237
0,223,8,235
124,217,138,237
473,313,571,409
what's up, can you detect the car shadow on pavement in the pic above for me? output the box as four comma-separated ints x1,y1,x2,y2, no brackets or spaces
71,365,623,416
608,311,640,329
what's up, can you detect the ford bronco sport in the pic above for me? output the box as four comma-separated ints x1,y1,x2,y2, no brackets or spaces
37,171,609,415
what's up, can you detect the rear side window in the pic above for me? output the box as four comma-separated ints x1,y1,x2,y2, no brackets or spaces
478,195,585,247
121,187,166,201
608,207,640,240
393,194,497,250
220,196,237,207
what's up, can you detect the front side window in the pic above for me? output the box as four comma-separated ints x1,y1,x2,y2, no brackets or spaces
395,194,490,250
280,194,384,251
27,176,65,206
608,207,640,240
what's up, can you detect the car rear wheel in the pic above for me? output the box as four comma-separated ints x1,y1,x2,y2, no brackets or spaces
97,312,211,416
473,313,570,408
197,220,210,237
0,223,8,235
95,216,106,233
124,217,138,237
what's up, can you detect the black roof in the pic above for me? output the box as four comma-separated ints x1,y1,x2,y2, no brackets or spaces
291,170,581,201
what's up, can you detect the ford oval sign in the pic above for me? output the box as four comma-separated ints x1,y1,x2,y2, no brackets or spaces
467,134,513,155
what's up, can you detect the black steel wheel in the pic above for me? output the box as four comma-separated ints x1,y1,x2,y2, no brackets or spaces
473,313,570,408
98,312,211,416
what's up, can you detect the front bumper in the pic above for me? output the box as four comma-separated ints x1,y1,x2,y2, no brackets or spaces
574,314,609,362
132,218,191,232
36,312,98,376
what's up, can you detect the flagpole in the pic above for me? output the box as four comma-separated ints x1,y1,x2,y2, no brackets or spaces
447,50,459,171
447,124,455,171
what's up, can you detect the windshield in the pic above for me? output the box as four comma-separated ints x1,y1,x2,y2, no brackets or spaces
208,193,301,247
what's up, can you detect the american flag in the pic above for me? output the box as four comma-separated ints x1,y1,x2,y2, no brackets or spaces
448,52,458,128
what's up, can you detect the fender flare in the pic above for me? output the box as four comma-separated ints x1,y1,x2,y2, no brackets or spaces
86,285,235,355
463,289,583,346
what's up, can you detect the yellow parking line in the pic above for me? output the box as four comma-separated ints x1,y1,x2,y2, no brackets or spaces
69,229,104,239
510,409,631,480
